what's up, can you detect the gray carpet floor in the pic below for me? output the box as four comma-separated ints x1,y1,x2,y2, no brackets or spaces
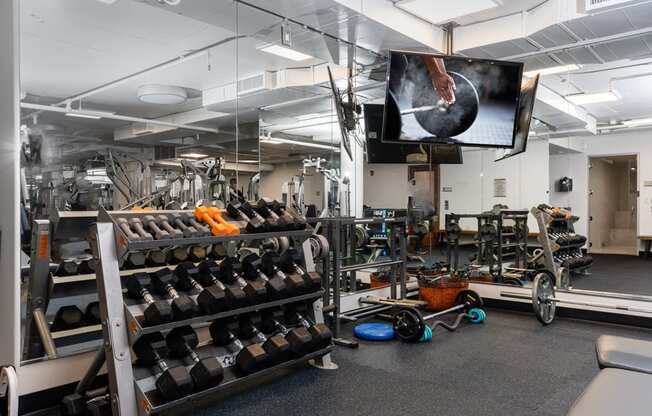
186,308,652,416
572,254,652,295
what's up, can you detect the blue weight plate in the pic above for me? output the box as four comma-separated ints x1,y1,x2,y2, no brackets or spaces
353,323,395,341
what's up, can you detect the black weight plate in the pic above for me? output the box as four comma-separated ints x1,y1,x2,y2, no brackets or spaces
412,71,479,139
392,307,425,343
455,289,483,309
532,272,556,325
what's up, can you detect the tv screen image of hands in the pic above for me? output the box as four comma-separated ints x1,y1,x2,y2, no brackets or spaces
383,50,523,148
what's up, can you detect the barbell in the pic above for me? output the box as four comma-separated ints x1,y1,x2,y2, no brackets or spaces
505,272,652,325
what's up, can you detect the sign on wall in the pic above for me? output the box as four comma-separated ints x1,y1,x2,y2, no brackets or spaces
494,178,507,198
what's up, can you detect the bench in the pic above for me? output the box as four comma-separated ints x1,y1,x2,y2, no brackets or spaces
596,335,652,374
567,368,652,416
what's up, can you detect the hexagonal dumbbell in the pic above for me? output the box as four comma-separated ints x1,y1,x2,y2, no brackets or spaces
285,303,332,351
125,272,173,326
157,215,183,239
218,257,267,305
142,215,171,240
226,202,265,233
133,333,194,401
167,246,189,265
261,251,306,295
50,305,84,331
175,262,228,314
196,260,247,310
239,314,291,365
241,253,287,300
255,198,291,231
209,318,272,375
170,213,199,238
279,248,321,290
165,326,223,391
151,268,199,321
259,309,314,358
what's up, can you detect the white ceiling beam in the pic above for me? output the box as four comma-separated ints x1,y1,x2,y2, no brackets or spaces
537,83,598,134
332,0,445,51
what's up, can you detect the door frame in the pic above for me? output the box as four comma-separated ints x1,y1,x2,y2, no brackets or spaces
587,152,640,255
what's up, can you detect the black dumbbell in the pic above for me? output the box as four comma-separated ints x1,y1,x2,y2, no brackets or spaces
167,247,189,265
226,203,265,233
240,200,274,231
133,333,193,401
51,305,84,331
241,253,287,300
218,257,267,305
279,248,321,290
175,262,227,314
78,258,97,274
84,301,101,325
209,319,270,375
210,244,227,260
267,198,306,230
125,272,173,326
151,268,198,320
259,309,313,357
57,259,79,276
197,260,247,309
239,315,291,365
261,251,306,294
157,215,183,239
165,326,223,391
170,213,198,238
256,199,291,230
285,304,332,351
128,217,153,240
147,249,167,267
125,251,147,269
188,245,207,263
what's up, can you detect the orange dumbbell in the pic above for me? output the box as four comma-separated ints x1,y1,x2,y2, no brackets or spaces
194,206,230,236
207,207,240,236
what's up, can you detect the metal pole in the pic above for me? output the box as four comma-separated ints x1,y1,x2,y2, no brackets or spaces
388,223,397,300
32,309,57,359
333,220,341,338
398,223,408,299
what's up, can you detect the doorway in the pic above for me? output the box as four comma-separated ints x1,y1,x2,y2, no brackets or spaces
588,154,638,255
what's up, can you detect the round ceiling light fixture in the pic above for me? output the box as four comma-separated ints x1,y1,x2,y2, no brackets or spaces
137,84,188,105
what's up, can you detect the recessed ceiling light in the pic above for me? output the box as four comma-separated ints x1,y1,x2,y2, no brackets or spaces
238,159,259,163
524,64,581,77
65,112,102,120
623,117,652,127
179,152,208,159
260,136,339,151
138,84,188,105
565,91,619,105
258,44,313,61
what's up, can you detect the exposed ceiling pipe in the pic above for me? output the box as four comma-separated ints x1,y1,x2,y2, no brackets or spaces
260,81,382,111
21,103,219,134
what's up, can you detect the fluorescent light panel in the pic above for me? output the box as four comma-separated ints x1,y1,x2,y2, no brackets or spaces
623,117,652,127
258,44,313,62
565,91,619,105
65,112,102,120
260,136,339,151
395,0,499,24
524,64,581,77
179,152,209,159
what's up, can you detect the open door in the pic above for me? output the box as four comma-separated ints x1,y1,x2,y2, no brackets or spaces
588,155,638,255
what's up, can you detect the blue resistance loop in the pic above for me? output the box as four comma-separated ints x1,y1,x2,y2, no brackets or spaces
354,323,395,341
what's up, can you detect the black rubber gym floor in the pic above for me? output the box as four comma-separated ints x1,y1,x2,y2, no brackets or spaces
572,254,652,295
189,309,652,416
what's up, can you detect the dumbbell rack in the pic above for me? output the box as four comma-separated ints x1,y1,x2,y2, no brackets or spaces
92,207,335,416
530,206,591,289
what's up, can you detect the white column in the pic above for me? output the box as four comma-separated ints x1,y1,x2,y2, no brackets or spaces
0,0,21,367
340,139,364,217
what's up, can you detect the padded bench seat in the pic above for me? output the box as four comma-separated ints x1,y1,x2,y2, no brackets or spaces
567,368,652,416
596,335,652,374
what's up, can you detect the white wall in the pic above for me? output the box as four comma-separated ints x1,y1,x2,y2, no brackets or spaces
259,162,302,202
549,153,589,239
363,163,410,208
0,0,20,366
439,139,550,232
557,131,652,248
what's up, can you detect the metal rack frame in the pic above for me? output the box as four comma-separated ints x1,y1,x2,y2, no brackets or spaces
313,216,407,339
93,207,336,416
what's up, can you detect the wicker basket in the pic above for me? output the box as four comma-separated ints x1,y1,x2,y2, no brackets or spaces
417,271,469,311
